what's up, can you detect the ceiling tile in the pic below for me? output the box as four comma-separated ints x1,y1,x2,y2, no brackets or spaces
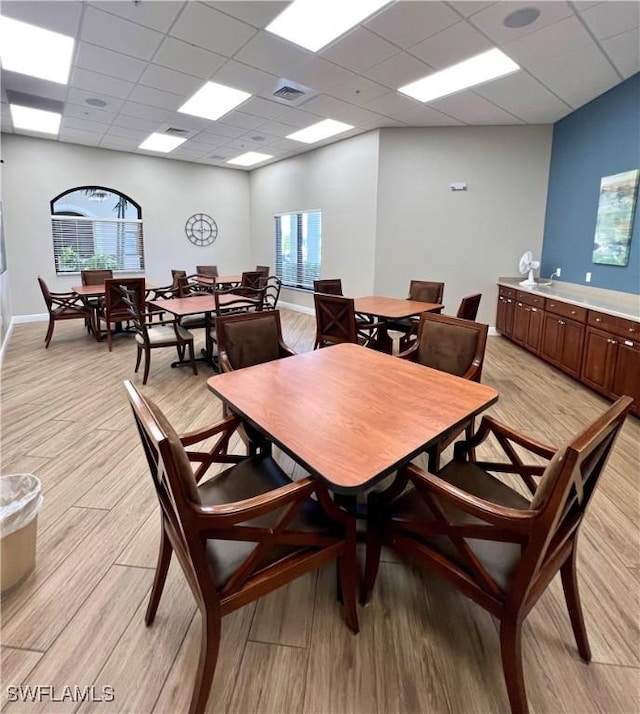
467,1,574,45
64,103,118,124
365,91,421,118
409,21,493,68
321,28,400,73
365,1,459,49
269,136,302,151
169,3,257,57
428,91,523,123
288,56,356,92
525,44,621,109
329,76,390,104
59,127,104,143
217,110,265,130
361,116,407,129
200,122,247,138
88,1,185,33
239,96,288,120
159,112,212,132
503,16,593,66
75,43,147,83
580,1,640,40
80,6,164,60
270,107,321,128
238,131,282,147
299,94,355,119
234,32,313,77
205,2,289,28
67,87,125,113
253,119,300,137
602,29,640,79
153,37,227,79
363,52,433,89
446,2,497,17
127,84,183,111
138,64,203,97
106,125,149,141
99,135,139,150
62,116,112,133
189,133,229,148
176,139,222,154
119,101,172,122
335,105,386,127
2,71,67,102
70,68,135,99
212,59,278,95
1,1,83,36
111,114,161,132
389,103,463,126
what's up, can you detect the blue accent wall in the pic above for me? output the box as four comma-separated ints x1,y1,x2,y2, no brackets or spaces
541,74,640,294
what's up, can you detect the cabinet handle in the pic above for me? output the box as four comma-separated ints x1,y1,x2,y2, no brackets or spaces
525,307,531,312
507,299,512,303
559,320,566,326
608,339,617,345
595,317,602,322
570,310,576,315
531,307,537,312
629,327,636,333
624,340,633,347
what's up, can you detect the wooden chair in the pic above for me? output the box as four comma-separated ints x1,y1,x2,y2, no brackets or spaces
256,265,270,278
313,278,343,295
398,312,488,469
206,286,265,364
216,310,294,373
120,286,197,384
97,277,146,351
393,280,445,349
260,275,282,311
456,293,482,321
196,265,218,277
80,269,113,285
124,380,358,714
313,293,379,349
37,277,97,348
240,270,264,290
362,396,633,714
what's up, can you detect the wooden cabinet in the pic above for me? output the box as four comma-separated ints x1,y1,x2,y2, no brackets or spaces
540,313,585,377
512,301,529,344
526,306,544,353
496,288,515,337
610,339,640,407
582,327,616,393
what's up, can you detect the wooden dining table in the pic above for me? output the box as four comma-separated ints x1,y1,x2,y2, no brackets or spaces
72,281,154,298
353,296,443,353
207,343,498,494
193,274,242,289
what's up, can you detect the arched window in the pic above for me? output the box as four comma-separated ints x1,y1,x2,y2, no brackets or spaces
50,186,144,273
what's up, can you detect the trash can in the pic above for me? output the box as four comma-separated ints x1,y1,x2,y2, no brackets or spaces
0,474,43,595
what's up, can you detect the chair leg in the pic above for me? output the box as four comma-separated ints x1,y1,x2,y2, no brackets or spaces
44,318,55,348
189,608,221,714
188,341,198,376
145,524,173,626
499,616,528,714
142,346,151,385
361,512,383,605
134,346,142,373
338,537,359,634
466,417,476,462
560,544,592,662
107,324,113,352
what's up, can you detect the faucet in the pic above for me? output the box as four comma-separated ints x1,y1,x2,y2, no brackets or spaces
548,270,560,282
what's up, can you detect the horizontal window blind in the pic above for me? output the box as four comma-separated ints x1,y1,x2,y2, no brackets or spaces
51,216,145,273
274,210,321,290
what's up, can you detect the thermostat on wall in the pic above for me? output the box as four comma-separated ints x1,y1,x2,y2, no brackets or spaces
450,182,467,191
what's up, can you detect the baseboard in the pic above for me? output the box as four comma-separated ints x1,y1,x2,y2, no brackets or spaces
279,301,315,316
12,313,48,324
488,326,498,336
0,319,15,369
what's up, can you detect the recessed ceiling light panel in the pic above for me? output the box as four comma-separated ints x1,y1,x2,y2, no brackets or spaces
398,48,520,103
178,82,251,121
138,133,187,153
287,119,354,144
266,0,391,52
0,17,74,84
227,152,273,167
10,104,61,135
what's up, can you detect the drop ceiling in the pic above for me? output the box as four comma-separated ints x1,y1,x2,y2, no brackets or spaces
1,1,637,170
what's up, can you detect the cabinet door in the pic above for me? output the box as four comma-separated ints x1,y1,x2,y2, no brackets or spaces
582,327,615,394
610,339,640,412
496,295,507,333
559,319,585,377
526,307,543,353
512,302,529,344
504,298,515,337
540,313,562,364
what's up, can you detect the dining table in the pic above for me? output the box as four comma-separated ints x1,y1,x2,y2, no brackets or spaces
193,274,242,289
207,343,498,494
72,280,154,298
353,296,443,353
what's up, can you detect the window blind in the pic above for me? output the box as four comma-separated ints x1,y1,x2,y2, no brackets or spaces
274,210,321,290
51,217,145,273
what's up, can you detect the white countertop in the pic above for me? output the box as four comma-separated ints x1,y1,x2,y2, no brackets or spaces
497,277,640,322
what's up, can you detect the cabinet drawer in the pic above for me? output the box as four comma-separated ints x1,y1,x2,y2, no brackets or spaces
588,310,640,338
516,291,545,309
498,286,516,299
546,300,587,322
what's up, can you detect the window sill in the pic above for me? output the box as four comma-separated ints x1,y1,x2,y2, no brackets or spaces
56,270,145,276
280,284,313,294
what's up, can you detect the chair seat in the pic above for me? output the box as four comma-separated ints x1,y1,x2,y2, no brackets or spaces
181,313,207,329
389,461,530,590
136,324,193,345
199,455,336,587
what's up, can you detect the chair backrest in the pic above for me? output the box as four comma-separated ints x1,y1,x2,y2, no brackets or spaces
413,312,488,380
241,271,264,290
38,277,54,311
105,277,145,321
408,280,444,304
171,269,187,289
196,265,218,277
313,293,358,347
120,284,150,344
255,265,270,278
456,293,481,321
261,275,282,310
81,269,113,286
214,285,265,315
511,396,633,600
314,279,343,296
217,311,288,370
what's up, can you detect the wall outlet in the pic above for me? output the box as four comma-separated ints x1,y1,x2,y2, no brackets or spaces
585,272,592,283
556,267,561,277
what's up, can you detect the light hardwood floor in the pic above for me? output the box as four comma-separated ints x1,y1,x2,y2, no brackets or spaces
1,311,638,714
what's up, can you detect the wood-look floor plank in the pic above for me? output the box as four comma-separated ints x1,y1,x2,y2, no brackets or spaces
227,642,308,714
3,565,153,714
115,509,159,569
0,647,43,711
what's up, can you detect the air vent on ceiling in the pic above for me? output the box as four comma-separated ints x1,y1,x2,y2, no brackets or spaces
165,127,189,135
273,85,306,102
271,78,317,107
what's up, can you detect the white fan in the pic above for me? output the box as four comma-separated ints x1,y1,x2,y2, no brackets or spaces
518,251,540,287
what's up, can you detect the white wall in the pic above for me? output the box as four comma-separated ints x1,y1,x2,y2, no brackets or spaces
2,135,251,316
0,155,12,357
375,126,553,324
249,131,380,310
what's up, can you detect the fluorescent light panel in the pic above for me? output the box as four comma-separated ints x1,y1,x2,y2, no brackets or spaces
178,82,250,121
227,152,273,167
287,119,353,144
0,16,74,84
399,48,520,103
10,105,61,135
267,0,391,52
138,133,186,153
